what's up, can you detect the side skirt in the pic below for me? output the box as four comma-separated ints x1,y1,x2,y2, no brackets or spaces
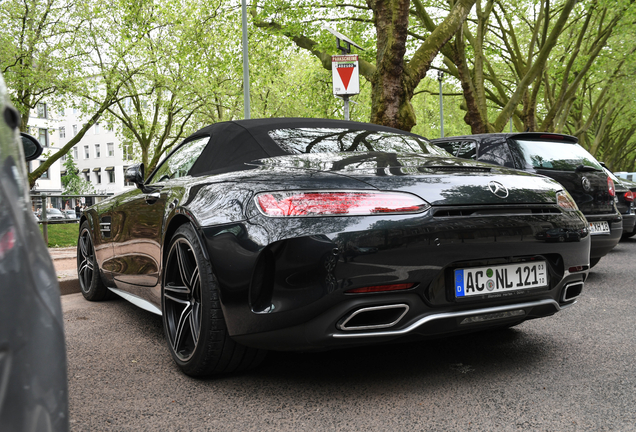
108,288,162,315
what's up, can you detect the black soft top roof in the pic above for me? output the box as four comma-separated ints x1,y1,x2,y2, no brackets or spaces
431,132,578,144
187,118,419,176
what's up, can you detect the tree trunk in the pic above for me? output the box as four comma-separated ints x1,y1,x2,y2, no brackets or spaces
367,0,414,130
253,0,476,132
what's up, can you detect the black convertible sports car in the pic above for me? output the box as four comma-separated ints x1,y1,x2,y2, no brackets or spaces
77,118,590,376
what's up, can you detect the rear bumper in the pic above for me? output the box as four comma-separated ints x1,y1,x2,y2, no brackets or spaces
586,213,623,259
204,208,591,351
621,214,636,235
233,276,585,351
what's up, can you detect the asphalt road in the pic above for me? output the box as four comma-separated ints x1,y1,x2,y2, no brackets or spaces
64,238,636,431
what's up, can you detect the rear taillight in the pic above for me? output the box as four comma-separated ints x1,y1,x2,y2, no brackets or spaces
556,190,578,211
608,177,615,197
255,191,430,217
0,227,16,260
624,191,634,202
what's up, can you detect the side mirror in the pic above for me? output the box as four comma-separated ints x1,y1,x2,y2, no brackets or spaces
21,133,43,162
125,164,145,190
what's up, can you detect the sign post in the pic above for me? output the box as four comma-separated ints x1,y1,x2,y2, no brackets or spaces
324,27,363,121
332,54,360,120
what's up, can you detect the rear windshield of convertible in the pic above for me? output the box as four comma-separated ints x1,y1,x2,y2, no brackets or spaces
268,128,448,156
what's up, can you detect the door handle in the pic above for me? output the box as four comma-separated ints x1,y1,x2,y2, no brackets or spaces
145,192,161,203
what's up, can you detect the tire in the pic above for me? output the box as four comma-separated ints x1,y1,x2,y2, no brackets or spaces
77,221,113,301
162,224,266,376
589,257,602,268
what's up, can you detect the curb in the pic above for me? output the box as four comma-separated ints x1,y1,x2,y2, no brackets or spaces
50,247,81,296
60,278,81,296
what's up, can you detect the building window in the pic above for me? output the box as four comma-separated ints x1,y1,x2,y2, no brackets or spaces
108,169,115,183
94,123,100,134
84,172,90,182
107,142,114,157
84,145,89,159
72,124,77,136
123,144,133,161
59,126,65,138
39,161,49,179
38,128,48,147
95,144,100,158
61,153,66,162
95,170,102,184
73,146,78,159
36,103,47,119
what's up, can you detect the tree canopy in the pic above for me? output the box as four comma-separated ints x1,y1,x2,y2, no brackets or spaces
1,0,635,177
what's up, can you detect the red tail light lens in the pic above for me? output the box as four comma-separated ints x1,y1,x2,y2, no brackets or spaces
608,177,615,197
346,283,416,294
255,191,430,217
0,227,16,260
624,191,634,202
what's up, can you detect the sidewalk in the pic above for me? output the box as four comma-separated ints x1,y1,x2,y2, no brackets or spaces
49,246,81,295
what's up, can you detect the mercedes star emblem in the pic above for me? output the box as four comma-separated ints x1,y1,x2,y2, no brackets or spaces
488,181,509,198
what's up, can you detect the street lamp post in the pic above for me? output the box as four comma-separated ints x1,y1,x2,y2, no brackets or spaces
438,71,444,138
241,0,250,119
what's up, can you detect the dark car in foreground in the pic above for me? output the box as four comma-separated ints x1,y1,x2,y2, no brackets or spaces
78,119,589,376
432,133,621,267
0,75,69,430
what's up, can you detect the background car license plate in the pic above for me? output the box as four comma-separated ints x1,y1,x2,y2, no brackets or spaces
588,221,610,235
455,262,548,298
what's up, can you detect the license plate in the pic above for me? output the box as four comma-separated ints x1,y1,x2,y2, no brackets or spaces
455,262,548,298
588,221,610,235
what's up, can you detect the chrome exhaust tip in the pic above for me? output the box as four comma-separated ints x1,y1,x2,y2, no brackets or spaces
562,281,583,302
338,304,409,331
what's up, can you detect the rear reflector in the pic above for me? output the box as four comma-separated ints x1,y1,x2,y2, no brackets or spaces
255,191,430,217
346,283,416,294
624,191,634,202
568,265,588,273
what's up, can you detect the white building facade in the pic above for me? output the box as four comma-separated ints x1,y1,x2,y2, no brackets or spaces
28,102,136,197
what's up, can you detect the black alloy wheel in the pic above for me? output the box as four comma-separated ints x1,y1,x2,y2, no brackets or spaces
161,224,265,376
163,236,202,363
77,221,112,301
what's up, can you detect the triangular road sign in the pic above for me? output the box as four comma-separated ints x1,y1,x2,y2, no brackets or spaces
337,66,355,90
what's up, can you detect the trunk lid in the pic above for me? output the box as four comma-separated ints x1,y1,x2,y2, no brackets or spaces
253,153,562,207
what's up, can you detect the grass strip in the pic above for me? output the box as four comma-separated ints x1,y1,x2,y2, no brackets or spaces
39,222,80,248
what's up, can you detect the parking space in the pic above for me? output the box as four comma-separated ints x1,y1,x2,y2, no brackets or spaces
63,239,636,431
